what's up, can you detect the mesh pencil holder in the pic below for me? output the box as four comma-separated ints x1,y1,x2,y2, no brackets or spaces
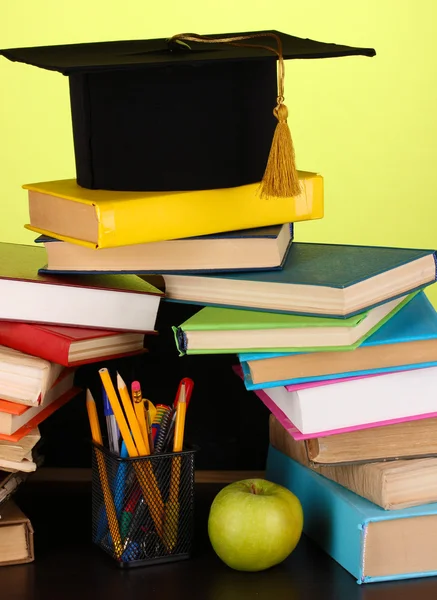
91,442,196,568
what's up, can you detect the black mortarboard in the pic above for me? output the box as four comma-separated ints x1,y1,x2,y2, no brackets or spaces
0,31,375,193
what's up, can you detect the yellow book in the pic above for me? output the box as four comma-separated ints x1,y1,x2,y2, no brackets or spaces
23,172,323,249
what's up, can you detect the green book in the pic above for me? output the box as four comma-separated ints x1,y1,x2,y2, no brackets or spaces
173,293,416,355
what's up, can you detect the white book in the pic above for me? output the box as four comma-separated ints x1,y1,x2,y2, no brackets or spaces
261,366,437,434
0,345,65,407
0,370,75,434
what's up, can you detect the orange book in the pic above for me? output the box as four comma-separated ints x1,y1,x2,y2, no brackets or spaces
0,373,80,441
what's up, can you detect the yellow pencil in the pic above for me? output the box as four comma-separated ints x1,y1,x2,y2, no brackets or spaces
164,382,187,551
117,373,149,456
99,368,138,457
86,389,123,559
144,399,155,452
117,372,164,536
131,381,149,450
173,383,187,453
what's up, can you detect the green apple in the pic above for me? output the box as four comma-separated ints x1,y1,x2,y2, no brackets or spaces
208,478,303,572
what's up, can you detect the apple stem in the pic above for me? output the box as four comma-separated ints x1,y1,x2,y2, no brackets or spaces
250,483,257,495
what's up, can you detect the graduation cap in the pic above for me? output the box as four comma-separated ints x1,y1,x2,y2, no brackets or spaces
0,31,375,194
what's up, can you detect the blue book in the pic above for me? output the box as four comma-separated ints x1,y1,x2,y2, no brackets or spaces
266,445,437,584
239,291,437,389
162,242,437,318
36,224,293,275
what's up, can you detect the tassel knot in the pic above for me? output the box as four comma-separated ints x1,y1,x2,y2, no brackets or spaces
259,99,301,200
168,32,302,200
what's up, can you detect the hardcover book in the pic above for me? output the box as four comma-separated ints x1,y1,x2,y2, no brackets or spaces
0,321,147,367
173,293,412,354
0,429,40,463
242,365,437,435
0,501,34,565
160,242,437,317
0,385,81,443
239,291,437,388
0,345,65,407
269,412,437,465
0,370,76,435
37,224,294,274
0,243,162,332
232,365,437,440
23,173,322,248
266,446,437,584
270,415,437,510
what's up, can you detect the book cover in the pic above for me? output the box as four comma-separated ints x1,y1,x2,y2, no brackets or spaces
266,445,437,584
0,500,34,565
0,321,147,367
232,364,437,440
0,370,76,435
23,173,322,248
36,223,294,274
0,243,163,332
239,291,437,389
202,243,437,289
173,293,414,354
0,386,81,442
162,243,437,318
0,243,163,296
269,414,437,509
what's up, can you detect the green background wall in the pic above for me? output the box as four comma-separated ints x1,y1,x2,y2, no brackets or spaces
1,1,436,300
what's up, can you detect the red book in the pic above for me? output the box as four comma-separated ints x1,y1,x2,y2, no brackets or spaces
0,321,147,367
0,243,163,332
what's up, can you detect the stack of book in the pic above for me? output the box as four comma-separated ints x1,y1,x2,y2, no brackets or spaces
0,267,165,478
5,30,432,582
0,30,350,528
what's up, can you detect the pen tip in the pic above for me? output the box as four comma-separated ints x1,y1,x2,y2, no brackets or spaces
86,389,94,402
116,372,124,385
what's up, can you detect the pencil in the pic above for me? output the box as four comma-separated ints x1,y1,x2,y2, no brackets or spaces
116,373,149,456
99,368,138,457
117,372,164,536
86,389,123,559
164,382,187,551
131,381,149,450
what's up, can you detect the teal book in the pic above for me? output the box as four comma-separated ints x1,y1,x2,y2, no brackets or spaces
162,242,437,318
173,293,414,355
266,445,437,584
239,291,437,389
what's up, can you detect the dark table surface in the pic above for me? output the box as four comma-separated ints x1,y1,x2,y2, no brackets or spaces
1,481,437,600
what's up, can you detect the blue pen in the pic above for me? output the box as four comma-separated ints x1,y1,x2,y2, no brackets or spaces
114,442,129,519
103,386,120,455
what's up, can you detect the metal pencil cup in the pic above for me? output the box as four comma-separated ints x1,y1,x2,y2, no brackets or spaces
91,442,196,568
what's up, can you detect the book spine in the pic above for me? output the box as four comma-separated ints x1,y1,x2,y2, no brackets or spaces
266,445,365,582
270,416,389,508
172,326,187,356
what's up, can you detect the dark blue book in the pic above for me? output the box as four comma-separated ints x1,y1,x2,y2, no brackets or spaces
161,242,437,318
37,224,293,275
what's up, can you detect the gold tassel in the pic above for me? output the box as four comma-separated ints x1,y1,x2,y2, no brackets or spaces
168,32,301,199
259,104,301,199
